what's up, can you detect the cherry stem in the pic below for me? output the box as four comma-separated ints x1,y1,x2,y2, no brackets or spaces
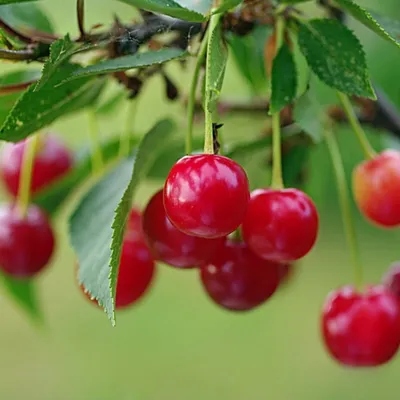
87,109,104,174
17,134,40,218
120,99,137,158
0,48,36,61
186,29,209,155
324,119,363,289
204,13,221,155
270,16,285,190
337,92,376,160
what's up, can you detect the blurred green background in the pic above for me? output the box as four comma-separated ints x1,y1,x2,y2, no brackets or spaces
2,0,400,399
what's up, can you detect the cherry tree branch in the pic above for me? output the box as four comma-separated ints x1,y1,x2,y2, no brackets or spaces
0,48,36,61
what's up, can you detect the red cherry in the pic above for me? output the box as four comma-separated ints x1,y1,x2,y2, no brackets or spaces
0,204,55,278
0,134,73,197
200,239,282,311
143,190,224,268
382,262,400,298
80,208,156,309
322,285,400,367
114,235,156,308
124,207,144,242
241,188,319,262
163,154,250,238
353,150,400,227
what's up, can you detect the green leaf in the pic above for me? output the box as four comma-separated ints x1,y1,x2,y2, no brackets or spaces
212,0,242,14
205,14,228,113
227,26,269,95
58,49,186,84
335,0,400,49
0,64,105,142
291,32,311,99
0,2,54,33
297,19,375,99
293,87,325,143
117,0,207,22
70,119,175,324
1,274,41,320
34,35,75,91
0,69,41,126
34,135,139,215
270,42,297,114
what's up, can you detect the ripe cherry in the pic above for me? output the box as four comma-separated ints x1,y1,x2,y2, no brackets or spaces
80,208,156,309
0,204,55,278
322,285,400,367
114,235,156,308
241,188,319,263
143,190,224,268
353,150,400,227
124,207,144,242
200,239,282,311
382,262,400,298
0,134,73,197
163,154,250,239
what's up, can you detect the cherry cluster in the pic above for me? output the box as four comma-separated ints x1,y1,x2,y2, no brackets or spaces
3,132,400,370
0,134,73,278
80,153,319,313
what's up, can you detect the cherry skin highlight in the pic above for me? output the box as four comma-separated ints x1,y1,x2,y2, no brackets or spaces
200,239,283,311
353,150,400,227
0,204,55,278
382,262,400,298
143,190,224,268
242,188,319,263
80,208,156,309
322,285,400,367
163,154,250,239
0,134,73,197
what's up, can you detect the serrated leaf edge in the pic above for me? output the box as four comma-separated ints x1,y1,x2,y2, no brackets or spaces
298,19,376,99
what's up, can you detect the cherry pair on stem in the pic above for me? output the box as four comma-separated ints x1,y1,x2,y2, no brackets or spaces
163,153,319,264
